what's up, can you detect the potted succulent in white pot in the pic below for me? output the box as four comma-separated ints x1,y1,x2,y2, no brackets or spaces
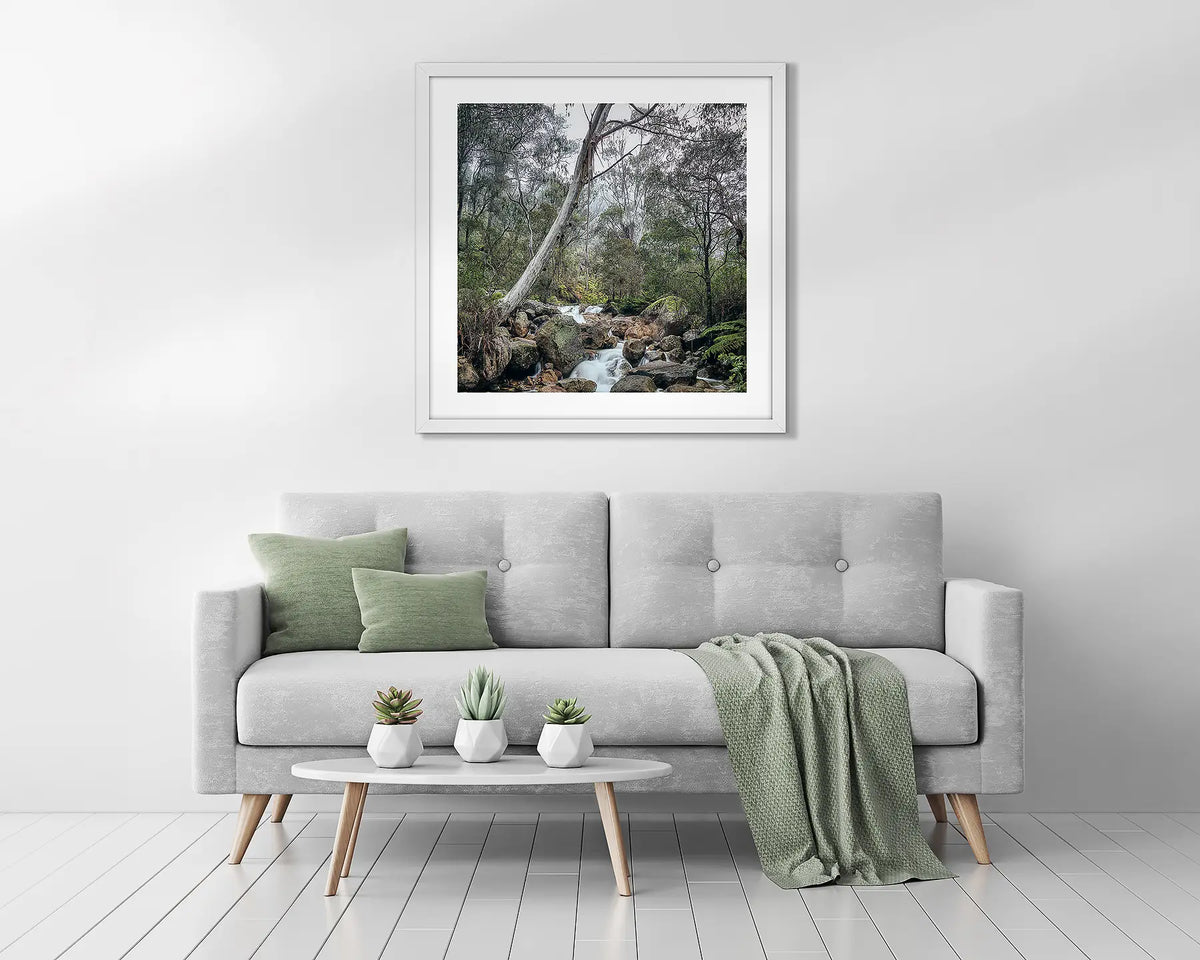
537,697,593,768
367,686,424,768
453,666,508,763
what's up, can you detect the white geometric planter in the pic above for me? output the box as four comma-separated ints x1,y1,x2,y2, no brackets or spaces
537,724,594,768
367,724,423,768
454,719,508,763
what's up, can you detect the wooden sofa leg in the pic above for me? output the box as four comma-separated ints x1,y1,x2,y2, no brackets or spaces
271,794,292,823
947,793,991,864
926,794,948,823
229,794,271,864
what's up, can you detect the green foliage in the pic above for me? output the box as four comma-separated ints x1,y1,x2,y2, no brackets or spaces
701,317,748,391
611,295,651,315
455,666,507,721
643,295,687,317
543,697,591,725
373,687,423,726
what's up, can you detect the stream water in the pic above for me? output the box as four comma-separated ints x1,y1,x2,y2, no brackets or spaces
559,305,629,392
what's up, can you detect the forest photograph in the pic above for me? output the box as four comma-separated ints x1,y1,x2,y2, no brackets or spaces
457,102,748,394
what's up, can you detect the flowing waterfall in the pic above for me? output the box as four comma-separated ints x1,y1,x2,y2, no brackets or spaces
558,305,630,391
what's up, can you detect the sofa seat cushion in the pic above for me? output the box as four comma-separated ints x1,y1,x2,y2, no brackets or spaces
238,648,977,748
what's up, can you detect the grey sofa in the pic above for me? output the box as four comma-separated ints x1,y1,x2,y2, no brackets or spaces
193,491,1022,866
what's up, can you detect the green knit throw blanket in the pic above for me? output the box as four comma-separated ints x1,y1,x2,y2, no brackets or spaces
682,633,953,887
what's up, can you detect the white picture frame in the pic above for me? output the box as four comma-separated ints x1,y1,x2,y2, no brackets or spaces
415,62,786,433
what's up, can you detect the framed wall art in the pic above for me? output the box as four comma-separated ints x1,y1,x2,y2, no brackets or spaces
415,62,786,433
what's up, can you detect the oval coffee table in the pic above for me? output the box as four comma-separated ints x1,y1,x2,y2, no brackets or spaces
292,755,672,897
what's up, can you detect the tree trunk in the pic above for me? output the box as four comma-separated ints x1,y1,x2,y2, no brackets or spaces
497,104,612,318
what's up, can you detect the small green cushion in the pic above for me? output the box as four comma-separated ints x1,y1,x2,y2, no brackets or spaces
352,568,496,652
250,528,408,654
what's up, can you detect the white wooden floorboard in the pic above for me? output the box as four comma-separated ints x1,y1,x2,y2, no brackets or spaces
314,813,446,960
188,834,331,960
0,812,177,949
0,817,42,845
0,813,222,960
1029,814,1200,959
856,887,957,960
57,813,240,960
0,814,133,907
526,812,583,874
443,898,521,960
908,877,1026,960
986,820,1153,960
438,813,494,845
252,817,398,960
1086,817,1200,900
632,907,703,960
388,841,483,933
0,813,88,870
719,814,827,956
120,815,313,960
1170,814,1200,838
810,919,895,960
675,813,740,883
508,872,581,960
507,812,584,958
630,822,691,910
10,808,1200,959
686,878,769,960
1128,814,1200,866
575,813,634,943
464,819,535,902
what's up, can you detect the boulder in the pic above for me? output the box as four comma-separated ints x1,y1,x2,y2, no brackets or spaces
457,357,480,392
643,296,690,336
520,299,559,318
560,378,598,393
665,349,684,363
681,329,706,349
511,311,532,338
611,374,657,393
633,361,698,389
580,318,613,350
644,349,664,362
505,337,540,378
623,338,647,364
534,315,586,376
660,335,683,354
624,318,664,341
477,337,513,385
611,317,632,338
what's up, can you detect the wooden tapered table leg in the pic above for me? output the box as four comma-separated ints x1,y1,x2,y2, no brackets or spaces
947,793,991,864
926,794,948,823
229,794,270,864
594,781,632,896
270,794,292,823
326,782,366,895
340,783,369,878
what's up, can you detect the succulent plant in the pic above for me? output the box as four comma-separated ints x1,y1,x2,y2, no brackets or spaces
373,686,423,725
455,666,507,721
543,697,591,725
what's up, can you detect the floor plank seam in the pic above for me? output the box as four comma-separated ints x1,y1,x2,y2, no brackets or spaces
986,819,1155,960
371,814,453,960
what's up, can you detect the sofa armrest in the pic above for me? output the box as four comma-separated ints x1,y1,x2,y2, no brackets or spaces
944,578,1024,793
192,583,265,792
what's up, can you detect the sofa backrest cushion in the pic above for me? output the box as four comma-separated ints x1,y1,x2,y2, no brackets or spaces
279,492,609,648
609,492,944,650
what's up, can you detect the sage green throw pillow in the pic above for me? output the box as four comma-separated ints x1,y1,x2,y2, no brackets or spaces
250,528,408,654
352,568,496,652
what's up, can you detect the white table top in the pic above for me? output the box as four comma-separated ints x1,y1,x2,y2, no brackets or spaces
291,755,672,786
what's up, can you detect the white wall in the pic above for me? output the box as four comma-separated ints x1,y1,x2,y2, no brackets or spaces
1,0,1197,813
